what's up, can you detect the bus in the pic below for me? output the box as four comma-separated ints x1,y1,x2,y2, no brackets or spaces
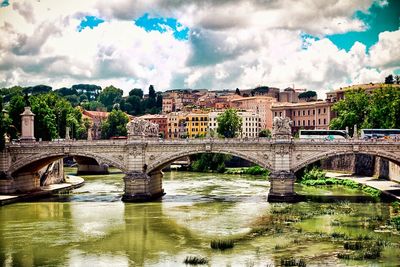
299,130,348,140
361,129,400,140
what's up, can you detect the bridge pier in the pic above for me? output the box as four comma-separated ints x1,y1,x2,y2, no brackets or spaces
0,172,40,194
122,170,164,202
267,171,297,202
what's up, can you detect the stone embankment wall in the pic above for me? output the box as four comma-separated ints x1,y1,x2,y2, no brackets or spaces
321,154,400,181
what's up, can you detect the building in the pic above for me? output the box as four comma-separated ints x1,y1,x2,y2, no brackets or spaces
166,112,187,139
82,110,109,140
326,83,400,103
139,114,168,138
162,98,175,113
271,101,334,134
230,96,276,130
186,111,209,138
209,110,261,138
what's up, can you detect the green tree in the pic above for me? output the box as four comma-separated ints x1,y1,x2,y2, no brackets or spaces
217,109,242,138
0,97,11,150
98,85,123,111
330,86,400,134
7,94,25,139
190,153,232,173
129,88,143,99
81,100,106,111
259,129,271,138
395,75,400,85
329,89,369,136
298,91,317,101
385,74,394,84
126,95,143,115
235,88,241,95
101,109,129,139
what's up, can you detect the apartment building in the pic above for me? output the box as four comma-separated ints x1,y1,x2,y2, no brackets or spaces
209,111,261,138
186,112,209,138
166,112,187,139
230,96,276,130
271,101,334,134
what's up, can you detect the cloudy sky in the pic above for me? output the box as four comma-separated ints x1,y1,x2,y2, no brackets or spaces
0,0,399,96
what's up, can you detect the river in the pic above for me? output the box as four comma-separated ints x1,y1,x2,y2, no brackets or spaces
1,169,399,266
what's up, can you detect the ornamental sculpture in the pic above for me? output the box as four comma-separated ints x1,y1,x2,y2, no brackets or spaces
127,118,159,139
272,116,292,139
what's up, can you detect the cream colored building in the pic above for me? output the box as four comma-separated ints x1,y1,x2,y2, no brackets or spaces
209,110,261,138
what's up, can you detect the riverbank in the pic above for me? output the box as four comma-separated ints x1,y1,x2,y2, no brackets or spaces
326,172,400,201
0,175,84,206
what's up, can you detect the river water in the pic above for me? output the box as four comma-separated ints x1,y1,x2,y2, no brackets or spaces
1,169,400,266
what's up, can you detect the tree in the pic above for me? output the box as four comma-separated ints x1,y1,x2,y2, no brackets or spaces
129,88,143,99
235,88,241,95
395,75,400,85
0,97,11,151
259,129,271,138
217,108,242,138
81,100,106,111
98,85,123,111
298,91,317,101
101,109,129,139
126,95,143,115
72,84,102,101
330,89,369,136
330,86,400,135
385,74,394,84
7,94,25,139
190,153,232,173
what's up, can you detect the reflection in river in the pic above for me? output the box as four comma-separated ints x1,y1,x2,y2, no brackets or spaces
1,169,399,266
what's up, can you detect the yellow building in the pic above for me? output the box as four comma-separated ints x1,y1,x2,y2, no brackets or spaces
186,111,209,138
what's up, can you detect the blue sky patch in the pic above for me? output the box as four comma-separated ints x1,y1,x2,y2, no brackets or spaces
326,0,399,51
78,16,105,32
1,0,9,7
300,33,320,50
135,13,189,41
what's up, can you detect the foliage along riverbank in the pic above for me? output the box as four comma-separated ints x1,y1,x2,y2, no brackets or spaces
299,167,381,198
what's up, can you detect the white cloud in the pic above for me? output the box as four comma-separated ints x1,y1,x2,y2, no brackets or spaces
0,0,398,97
369,30,400,68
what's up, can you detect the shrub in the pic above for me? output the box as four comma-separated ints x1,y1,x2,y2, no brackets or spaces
210,239,234,250
183,256,208,265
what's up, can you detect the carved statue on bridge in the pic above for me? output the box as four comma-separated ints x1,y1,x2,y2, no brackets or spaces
127,118,159,139
272,117,292,139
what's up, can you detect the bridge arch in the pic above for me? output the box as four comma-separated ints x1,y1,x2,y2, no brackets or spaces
146,148,273,174
8,151,127,175
292,150,400,173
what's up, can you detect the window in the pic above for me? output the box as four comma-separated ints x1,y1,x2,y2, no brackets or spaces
308,110,310,115
313,110,315,115
293,121,296,126
303,110,305,116
303,120,305,126
324,118,326,124
323,108,326,113
308,120,310,126
318,119,320,125
298,111,300,116
318,109,321,114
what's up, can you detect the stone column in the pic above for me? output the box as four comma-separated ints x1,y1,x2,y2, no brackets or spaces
267,170,297,202
20,107,35,142
122,171,164,202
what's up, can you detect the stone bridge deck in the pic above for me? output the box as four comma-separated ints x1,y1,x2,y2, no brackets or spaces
1,138,400,202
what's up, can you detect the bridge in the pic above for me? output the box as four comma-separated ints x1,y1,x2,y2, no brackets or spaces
1,138,400,202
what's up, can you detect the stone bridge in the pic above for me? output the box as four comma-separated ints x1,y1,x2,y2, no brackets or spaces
1,138,400,202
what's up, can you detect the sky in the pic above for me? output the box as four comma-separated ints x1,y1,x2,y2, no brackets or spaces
0,0,399,97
